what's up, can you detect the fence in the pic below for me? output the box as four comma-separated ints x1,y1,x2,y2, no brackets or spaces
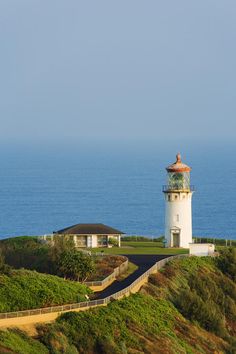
0,254,188,322
107,254,188,300
84,258,129,288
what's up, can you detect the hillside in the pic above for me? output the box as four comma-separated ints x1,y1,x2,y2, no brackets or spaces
0,251,235,353
0,269,91,312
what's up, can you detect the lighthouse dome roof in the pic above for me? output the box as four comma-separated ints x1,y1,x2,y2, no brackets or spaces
166,153,191,173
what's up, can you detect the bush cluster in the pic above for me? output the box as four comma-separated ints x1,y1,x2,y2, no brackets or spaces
0,236,125,283
0,269,90,312
167,254,236,347
216,247,236,281
121,235,164,242
0,236,54,274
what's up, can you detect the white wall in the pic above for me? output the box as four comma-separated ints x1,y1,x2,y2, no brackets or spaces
189,243,215,256
91,235,98,248
164,192,193,248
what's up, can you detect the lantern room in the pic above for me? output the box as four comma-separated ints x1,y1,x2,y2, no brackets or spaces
164,153,192,192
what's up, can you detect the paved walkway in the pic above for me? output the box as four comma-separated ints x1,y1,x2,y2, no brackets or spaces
0,254,180,329
95,254,170,299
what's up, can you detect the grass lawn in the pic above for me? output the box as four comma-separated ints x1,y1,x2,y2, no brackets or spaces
90,241,189,255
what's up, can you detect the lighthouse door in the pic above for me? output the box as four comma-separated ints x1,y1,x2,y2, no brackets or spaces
173,233,180,247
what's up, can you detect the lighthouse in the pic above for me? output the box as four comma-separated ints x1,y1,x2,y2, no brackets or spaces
163,153,194,248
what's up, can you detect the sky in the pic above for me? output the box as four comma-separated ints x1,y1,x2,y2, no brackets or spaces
0,1,236,145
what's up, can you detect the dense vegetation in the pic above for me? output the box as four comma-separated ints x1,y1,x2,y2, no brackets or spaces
121,235,164,242
0,236,55,274
216,246,236,281
0,235,92,277
0,238,91,312
150,254,236,347
58,250,95,281
0,268,91,313
0,236,125,281
0,329,48,354
0,250,235,353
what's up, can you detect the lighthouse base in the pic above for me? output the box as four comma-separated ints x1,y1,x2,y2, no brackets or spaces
165,227,191,248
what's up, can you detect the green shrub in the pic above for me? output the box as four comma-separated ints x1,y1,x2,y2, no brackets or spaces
108,238,119,247
216,247,236,281
0,328,48,354
0,236,54,274
121,235,164,242
174,288,226,337
0,269,91,312
0,236,77,277
59,251,95,282
161,256,236,342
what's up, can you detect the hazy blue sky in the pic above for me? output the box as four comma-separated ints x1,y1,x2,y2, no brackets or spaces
0,1,236,145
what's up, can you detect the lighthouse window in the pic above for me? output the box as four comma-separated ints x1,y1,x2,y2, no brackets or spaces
175,214,179,222
168,195,171,201
175,195,178,200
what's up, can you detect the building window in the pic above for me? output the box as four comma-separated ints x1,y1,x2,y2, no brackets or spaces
175,214,179,222
97,235,107,247
75,236,87,247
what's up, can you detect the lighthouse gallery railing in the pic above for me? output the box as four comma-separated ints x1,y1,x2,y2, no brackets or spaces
162,185,195,192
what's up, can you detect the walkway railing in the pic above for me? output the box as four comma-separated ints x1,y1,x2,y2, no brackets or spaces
84,258,128,287
0,254,188,320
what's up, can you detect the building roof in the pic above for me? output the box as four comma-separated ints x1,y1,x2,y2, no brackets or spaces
166,153,191,173
54,223,125,235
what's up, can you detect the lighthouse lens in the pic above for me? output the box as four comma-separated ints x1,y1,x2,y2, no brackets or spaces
167,172,190,190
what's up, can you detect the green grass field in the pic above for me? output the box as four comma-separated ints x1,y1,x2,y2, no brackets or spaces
90,241,189,255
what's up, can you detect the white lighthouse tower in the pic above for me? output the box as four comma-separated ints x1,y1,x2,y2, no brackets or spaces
163,153,194,248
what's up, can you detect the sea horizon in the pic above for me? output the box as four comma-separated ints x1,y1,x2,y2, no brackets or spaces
0,140,235,240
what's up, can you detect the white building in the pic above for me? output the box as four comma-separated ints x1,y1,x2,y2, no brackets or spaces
163,153,194,248
42,223,123,248
189,243,215,256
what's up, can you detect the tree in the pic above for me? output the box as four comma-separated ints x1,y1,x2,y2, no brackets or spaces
108,237,119,247
49,235,75,274
59,250,95,282
0,249,5,269
0,249,11,274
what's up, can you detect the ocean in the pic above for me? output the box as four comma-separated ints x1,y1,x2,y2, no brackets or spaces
0,141,235,240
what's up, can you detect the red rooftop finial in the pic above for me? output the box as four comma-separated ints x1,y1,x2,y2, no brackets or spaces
176,153,181,163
